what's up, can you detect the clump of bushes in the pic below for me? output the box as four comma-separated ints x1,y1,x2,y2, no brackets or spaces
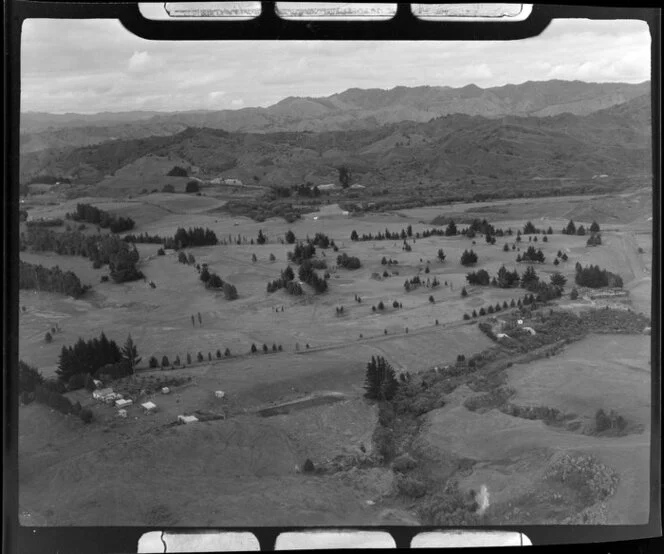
417,480,480,525
544,453,619,503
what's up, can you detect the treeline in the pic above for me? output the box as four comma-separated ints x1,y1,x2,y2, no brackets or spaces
67,203,135,233
19,260,88,298
22,228,143,283
350,218,515,243
173,227,218,248
123,232,166,244
575,263,623,288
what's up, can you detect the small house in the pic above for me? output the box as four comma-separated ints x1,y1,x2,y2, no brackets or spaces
116,398,133,408
178,415,199,424
161,387,170,394
215,391,225,399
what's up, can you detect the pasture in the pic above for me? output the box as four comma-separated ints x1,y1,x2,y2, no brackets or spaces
18,190,653,526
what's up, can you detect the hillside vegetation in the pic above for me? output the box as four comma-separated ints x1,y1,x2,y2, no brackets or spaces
20,96,651,200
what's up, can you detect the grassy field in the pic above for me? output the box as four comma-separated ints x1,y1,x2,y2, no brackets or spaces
18,190,653,526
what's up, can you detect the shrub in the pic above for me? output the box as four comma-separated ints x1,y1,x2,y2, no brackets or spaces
67,373,86,391
197,352,204,362
161,355,170,368
71,401,82,415
303,459,315,473
19,361,43,394
461,287,468,297
216,349,222,359
224,348,231,357
45,332,53,343
157,248,165,256
463,313,471,320
251,343,258,354
460,249,478,266
392,453,417,474
80,408,93,424
570,288,579,300
372,426,396,462
149,356,159,368
395,475,428,498
417,481,479,525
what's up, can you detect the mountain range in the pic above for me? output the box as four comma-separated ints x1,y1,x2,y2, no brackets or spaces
20,91,651,196
20,80,650,154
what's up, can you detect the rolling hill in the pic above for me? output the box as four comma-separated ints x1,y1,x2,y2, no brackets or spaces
20,94,651,197
20,80,650,153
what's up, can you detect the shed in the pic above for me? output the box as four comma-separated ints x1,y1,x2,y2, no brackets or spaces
178,415,199,424
141,401,157,413
116,399,133,408
93,387,114,400
93,379,103,388
215,391,225,399
162,387,170,394
117,409,127,418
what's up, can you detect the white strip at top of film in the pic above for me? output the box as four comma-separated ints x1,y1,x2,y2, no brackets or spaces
138,3,532,22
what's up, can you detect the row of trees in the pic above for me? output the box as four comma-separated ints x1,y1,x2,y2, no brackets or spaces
19,260,88,298
562,219,600,236
67,203,135,233
123,232,167,244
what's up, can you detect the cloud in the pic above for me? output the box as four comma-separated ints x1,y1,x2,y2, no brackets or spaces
20,18,651,114
461,63,493,81
128,51,152,73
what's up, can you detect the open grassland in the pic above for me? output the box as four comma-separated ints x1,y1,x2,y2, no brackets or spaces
18,190,653,526
417,332,651,524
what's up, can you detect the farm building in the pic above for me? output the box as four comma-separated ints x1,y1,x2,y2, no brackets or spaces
141,401,158,413
350,183,365,189
93,388,114,400
178,415,199,424
116,399,133,409
317,183,337,191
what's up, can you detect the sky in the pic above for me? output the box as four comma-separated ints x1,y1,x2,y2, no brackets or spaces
21,17,651,114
